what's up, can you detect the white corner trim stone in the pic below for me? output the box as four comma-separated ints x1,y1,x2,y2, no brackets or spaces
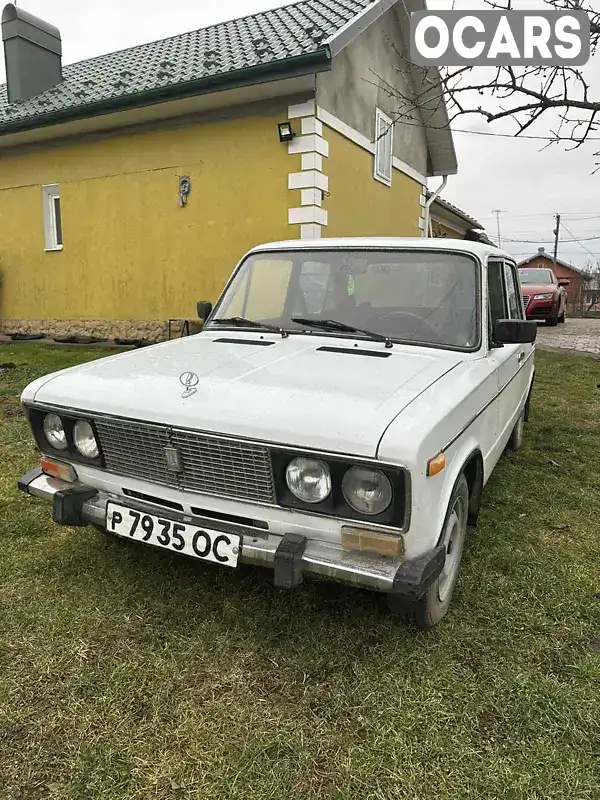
301,117,323,136
300,224,323,239
301,188,323,207
288,133,329,157
288,99,329,240
288,170,329,191
288,99,316,119
289,206,328,226
316,105,427,187
301,153,323,171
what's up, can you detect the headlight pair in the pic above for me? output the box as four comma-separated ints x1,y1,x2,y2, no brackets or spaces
42,413,99,459
285,457,393,516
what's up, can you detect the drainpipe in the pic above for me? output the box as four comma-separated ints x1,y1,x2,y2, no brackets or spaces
423,175,448,238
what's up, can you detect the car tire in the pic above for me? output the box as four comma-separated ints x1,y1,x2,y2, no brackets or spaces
389,474,468,630
507,410,525,452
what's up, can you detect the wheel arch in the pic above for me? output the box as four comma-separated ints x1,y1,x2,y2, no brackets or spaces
462,449,484,526
433,442,485,539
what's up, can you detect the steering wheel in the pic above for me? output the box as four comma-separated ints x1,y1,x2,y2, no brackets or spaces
365,310,439,337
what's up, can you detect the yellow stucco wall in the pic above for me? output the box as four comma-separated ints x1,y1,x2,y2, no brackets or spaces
0,108,292,322
323,126,422,238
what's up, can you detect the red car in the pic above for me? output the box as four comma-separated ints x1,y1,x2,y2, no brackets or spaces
518,267,569,326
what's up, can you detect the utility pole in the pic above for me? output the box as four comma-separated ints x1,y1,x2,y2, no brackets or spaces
492,209,506,248
553,213,561,269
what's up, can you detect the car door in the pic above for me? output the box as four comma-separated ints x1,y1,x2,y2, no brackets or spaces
506,261,534,419
496,260,533,445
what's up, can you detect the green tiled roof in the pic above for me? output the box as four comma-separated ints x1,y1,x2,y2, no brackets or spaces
0,0,373,132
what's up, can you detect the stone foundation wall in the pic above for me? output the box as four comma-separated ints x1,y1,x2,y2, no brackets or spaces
0,318,203,342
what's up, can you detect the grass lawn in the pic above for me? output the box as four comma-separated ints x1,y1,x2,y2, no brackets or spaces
1,343,599,799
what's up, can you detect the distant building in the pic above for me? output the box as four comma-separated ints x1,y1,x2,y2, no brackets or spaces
517,247,591,309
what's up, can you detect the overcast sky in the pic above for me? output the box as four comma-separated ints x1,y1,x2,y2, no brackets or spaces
2,0,599,267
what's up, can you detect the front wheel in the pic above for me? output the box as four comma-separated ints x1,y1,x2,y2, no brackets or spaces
389,475,468,630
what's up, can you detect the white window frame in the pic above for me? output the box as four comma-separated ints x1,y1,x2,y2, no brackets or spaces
42,184,63,251
373,109,394,187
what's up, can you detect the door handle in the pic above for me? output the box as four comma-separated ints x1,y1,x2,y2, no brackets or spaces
518,351,525,364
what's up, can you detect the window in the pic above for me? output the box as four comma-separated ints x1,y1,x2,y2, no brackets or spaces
488,260,508,339
42,184,63,251
374,109,393,186
210,249,479,350
504,263,524,319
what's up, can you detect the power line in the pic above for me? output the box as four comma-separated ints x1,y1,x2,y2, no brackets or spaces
560,220,600,262
504,235,600,243
397,117,600,142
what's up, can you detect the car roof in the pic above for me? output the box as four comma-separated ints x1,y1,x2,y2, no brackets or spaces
248,237,512,261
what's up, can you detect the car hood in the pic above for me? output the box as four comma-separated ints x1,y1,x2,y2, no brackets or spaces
521,283,557,294
28,332,463,457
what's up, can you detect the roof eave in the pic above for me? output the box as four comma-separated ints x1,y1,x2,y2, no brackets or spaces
325,0,397,56
0,47,332,136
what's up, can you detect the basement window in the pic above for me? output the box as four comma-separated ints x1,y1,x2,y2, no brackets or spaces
42,184,63,251
374,109,394,187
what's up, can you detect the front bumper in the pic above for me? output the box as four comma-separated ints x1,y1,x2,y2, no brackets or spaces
19,468,444,600
524,299,558,319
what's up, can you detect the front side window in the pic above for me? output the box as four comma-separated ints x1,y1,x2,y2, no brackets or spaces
210,249,480,350
488,260,508,338
504,263,524,319
42,184,63,251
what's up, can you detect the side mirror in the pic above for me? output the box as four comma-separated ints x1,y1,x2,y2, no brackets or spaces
558,279,570,287
197,301,213,321
493,319,537,345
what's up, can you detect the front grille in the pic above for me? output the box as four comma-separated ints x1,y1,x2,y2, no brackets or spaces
522,295,530,308
95,418,276,504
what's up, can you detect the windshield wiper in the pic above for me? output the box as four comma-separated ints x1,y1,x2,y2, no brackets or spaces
291,317,392,349
210,317,289,339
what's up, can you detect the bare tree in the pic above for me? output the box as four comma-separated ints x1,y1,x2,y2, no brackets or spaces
388,0,600,163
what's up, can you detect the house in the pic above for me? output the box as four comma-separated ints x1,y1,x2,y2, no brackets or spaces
0,0,458,342
517,247,591,309
427,194,491,243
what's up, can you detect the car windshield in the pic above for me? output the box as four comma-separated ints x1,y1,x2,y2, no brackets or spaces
520,268,554,284
208,249,479,350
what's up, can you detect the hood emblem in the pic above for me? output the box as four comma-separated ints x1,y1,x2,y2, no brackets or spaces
165,446,183,473
180,371,199,398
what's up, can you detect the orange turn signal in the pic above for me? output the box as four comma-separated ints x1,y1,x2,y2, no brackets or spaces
341,526,405,557
427,452,446,477
41,457,78,483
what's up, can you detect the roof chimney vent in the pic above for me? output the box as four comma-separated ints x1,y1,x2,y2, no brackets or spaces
2,3,62,103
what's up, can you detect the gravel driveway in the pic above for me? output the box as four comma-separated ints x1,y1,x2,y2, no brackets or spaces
535,317,600,356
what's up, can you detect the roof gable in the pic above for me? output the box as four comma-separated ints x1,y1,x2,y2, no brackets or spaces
0,0,374,133
517,252,591,277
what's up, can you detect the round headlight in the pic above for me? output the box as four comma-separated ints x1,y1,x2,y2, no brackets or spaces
342,467,392,516
73,420,99,459
43,413,68,450
285,457,331,504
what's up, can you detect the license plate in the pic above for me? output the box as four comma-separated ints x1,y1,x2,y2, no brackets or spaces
105,502,241,568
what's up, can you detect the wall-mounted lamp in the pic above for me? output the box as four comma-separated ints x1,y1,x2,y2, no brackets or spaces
278,121,296,142
178,176,191,207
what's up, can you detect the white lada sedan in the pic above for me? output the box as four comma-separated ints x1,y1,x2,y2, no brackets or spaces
19,238,536,628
